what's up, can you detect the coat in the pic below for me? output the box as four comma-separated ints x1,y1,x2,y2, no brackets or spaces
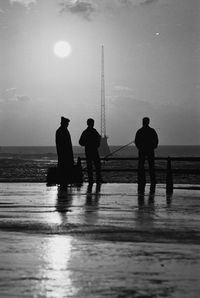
56,126,74,169
135,126,158,152
79,127,101,154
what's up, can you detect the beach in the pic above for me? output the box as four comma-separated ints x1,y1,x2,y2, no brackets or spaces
0,182,200,297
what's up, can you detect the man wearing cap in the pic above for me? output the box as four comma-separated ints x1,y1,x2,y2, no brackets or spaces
56,117,74,187
79,118,102,184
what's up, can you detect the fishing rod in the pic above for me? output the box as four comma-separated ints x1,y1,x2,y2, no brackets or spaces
80,139,135,171
103,140,135,159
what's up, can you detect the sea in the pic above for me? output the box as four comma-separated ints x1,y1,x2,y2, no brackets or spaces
0,145,200,157
0,145,199,183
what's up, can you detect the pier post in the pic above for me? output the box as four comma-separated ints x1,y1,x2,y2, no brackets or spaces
166,157,173,195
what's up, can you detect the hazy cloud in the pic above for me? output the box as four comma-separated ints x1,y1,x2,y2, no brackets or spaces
59,0,159,19
16,95,31,102
113,85,133,92
140,0,158,5
0,88,31,103
120,0,158,5
9,0,37,8
1,88,17,101
109,95,153,111
59,0,95,19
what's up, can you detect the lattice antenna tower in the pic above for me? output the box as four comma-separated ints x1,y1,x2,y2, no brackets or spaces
101,45,106,137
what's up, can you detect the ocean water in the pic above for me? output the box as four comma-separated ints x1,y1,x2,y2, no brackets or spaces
0,146,199,183
0,145,200,158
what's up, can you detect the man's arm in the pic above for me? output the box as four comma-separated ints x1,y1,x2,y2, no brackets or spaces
153,130,159,149
96,131,101,148
134,130,140,149
79,131,86,146
55,130,60,155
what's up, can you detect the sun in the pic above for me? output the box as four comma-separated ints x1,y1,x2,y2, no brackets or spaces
54,41,71,58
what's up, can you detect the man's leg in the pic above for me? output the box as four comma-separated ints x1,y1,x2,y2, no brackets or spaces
86,156,93,183
94,152,102,182
138,151,146,189
148,151,156,185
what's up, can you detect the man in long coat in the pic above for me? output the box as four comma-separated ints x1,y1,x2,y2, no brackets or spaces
56,117,74,187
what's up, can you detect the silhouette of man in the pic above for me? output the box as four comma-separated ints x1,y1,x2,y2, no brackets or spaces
135,117,158,191
56,117,74,188
79,118,102,184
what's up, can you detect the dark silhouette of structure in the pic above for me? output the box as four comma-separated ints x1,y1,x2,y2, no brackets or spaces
135,117,159,192
56,117,74,188
99,45,110,156
166,157,173,195
79,118,102,184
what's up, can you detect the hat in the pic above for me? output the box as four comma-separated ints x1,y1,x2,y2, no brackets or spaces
61,117,70,124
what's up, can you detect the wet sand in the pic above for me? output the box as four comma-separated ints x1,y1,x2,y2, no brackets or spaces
0,183,200,297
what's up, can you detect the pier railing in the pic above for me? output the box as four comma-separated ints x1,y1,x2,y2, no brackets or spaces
78,156,200,194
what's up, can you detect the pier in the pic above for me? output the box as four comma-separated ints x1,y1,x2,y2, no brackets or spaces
78,156,200,191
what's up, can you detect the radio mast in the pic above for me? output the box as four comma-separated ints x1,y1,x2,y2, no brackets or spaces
99,45,110,156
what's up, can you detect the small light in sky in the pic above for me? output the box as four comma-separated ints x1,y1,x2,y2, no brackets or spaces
54,40,71,58
156,32,160,36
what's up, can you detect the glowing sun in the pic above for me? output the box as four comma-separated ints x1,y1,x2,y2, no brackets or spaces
54,41,71,58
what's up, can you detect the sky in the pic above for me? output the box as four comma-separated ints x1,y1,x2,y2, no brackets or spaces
0,0,199,146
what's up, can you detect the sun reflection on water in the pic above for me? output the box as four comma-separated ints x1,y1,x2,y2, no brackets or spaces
37,235,77,297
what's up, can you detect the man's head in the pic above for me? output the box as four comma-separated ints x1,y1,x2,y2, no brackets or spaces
61,116,70,127
142,117,150,127
87,118,94,128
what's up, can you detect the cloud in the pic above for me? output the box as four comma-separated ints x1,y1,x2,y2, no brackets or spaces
16,95,31,102
1,88,17,101
59,0,159,19
113,85,133,92
140,0,158,5
0,88,31,103
9,0,37,9
109,95,154,112
59,0,95,19
118,0,158,5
